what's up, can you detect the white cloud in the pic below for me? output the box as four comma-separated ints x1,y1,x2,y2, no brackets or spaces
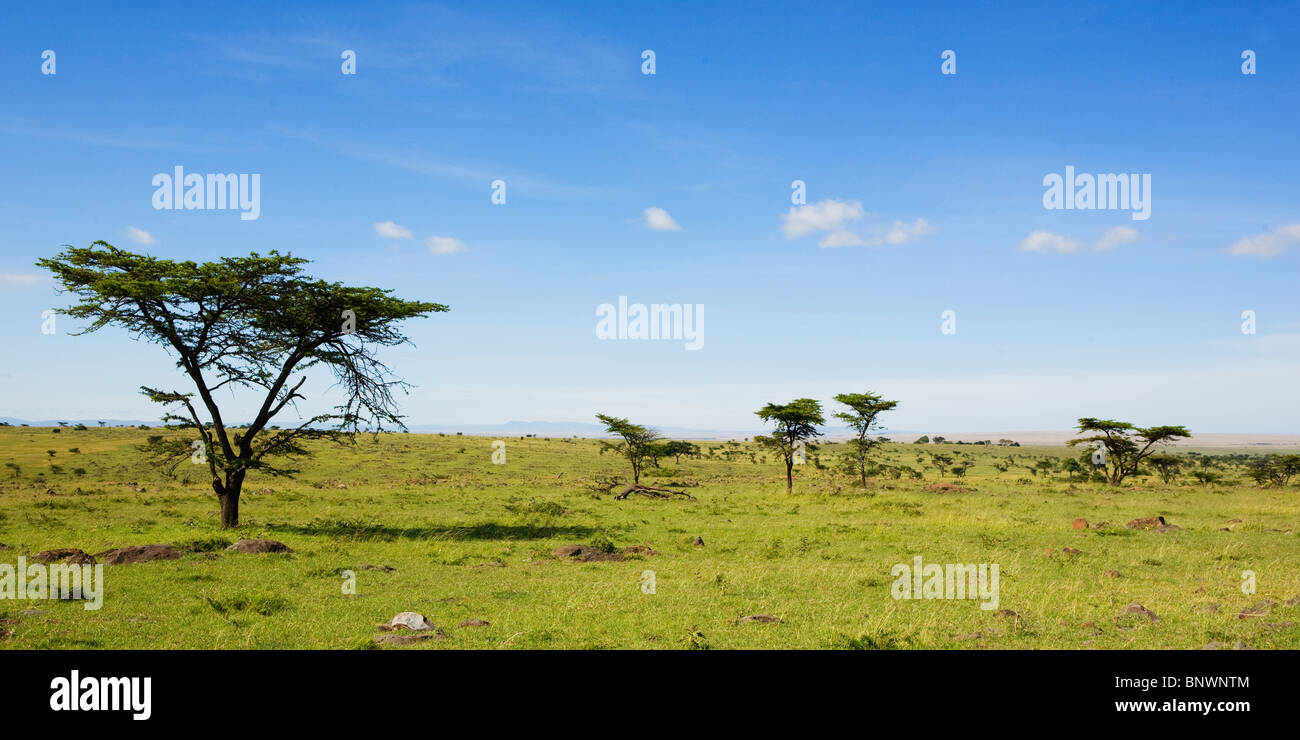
1,273,40,286
127,227,155,245
642,206,681,231
1226,223,1300,258
819,230,866,248
884,218,933,245
1018,230,1078,253
374,221,413,239
427,236,465,255
1095,226,1138,251
782,199,864,238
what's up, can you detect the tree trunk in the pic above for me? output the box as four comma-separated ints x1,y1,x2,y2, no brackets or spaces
217,469,246,529
785,459,793,494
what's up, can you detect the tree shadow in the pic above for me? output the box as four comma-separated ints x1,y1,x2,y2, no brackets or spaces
264,519,597,542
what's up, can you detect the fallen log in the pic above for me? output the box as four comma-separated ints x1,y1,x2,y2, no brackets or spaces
613,484,696,501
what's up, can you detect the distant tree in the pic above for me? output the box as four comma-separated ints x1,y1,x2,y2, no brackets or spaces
754,398,825,494
659,440,700,464
39,242,446,528
1147,453,1184,484
928,452,953,477
932,436,946,445
1067,418,1191,485
596,414,661,483
913,435,930,444
1248,454,1300,487
833,392,899,487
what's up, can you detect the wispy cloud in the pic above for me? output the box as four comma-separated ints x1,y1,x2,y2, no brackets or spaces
782,199,865,240
427,236,465,255
1095,225,1138,251
1226,223,1300,258
1020,226,1139,253
374,221,413,239
1019,230,1079,253
642,207,681,231
127,227,155,245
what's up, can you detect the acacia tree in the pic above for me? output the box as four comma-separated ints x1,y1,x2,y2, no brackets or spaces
595,413,661,484
754,398,824,493
1067,418,1190,485
659,440,700,464
833,392,899,487
38,242,446,528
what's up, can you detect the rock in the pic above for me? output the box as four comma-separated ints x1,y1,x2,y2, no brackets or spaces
621,545,658,556
736,615,781,624
1237,599,1276,620
360,564,395,572
225,539,292,554
30,548,96,565
1105,569,1121,578
1072,518,1088,530
1201,641,1229,650
1062,546,1082,555
1155,524,1181,533
1121,603,1159,621
1198,603,1220,613
19,609,47,616
458,618,490,628
692,536,705,547
382,612,435,632
98,544,183,565
0,543,9,550
1227,518,1242,524
45,489,57,496
1126,516,1167,530
1233,641,1252,650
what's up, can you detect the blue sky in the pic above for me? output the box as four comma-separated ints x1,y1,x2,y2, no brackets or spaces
1,1,1297,433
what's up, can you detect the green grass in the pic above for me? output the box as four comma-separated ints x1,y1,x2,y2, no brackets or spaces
1,426,1297,649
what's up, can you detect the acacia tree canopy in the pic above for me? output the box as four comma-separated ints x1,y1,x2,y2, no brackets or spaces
38,241,447,527
754,398,824,493
595,413,661,484
833,391,899,487
1067,417,1191,485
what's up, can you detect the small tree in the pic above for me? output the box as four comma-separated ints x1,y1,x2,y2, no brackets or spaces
1067,418,1191,485
595,414,661,484
39,242,445,527
659,440,700,464
833,392,899,487
1147,453,1184,484
754,398,824,493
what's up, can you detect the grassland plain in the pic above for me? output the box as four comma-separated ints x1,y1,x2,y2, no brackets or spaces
0,426,1297,650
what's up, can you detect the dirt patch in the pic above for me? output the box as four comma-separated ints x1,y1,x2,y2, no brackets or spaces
552,543,659,562
459,618,490,628
552,544,623,562
736,614,781,624
30,548,96,565
924,483,970,494
225,539,293,554
1125,516,1167,530
374,632,444,646
97,544,183,565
